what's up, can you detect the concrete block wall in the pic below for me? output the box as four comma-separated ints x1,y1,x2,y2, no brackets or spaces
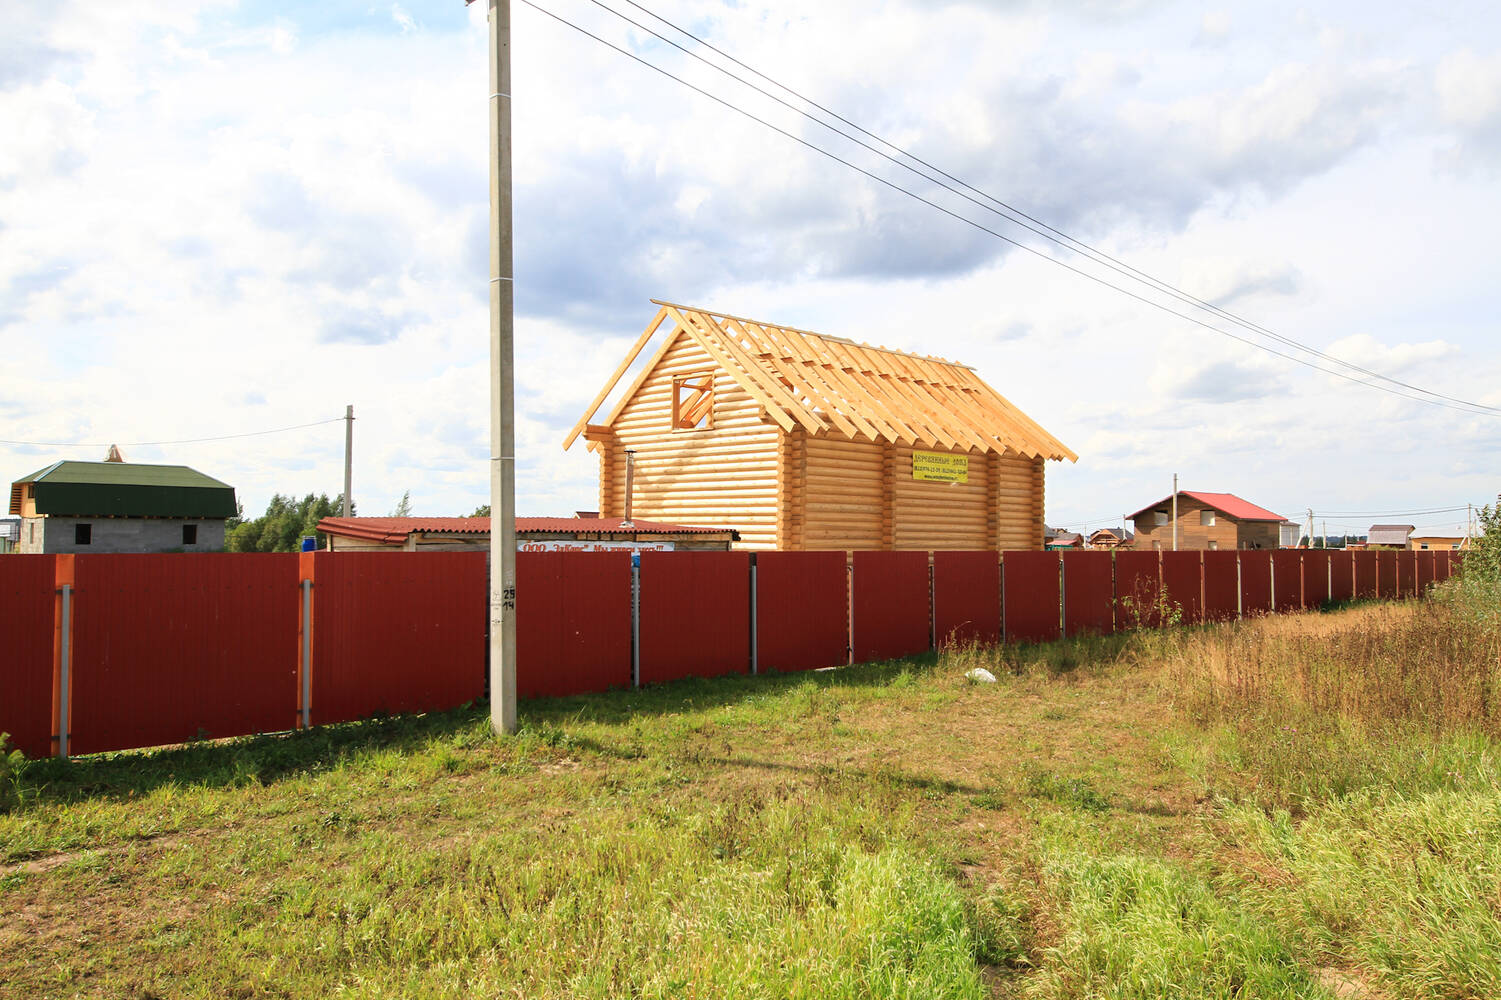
23,516,227,554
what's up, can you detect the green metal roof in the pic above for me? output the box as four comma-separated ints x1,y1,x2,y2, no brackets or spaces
12,461,236,518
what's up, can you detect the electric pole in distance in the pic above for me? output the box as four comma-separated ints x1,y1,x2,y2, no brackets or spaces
471,0,517,735
342,404,354,517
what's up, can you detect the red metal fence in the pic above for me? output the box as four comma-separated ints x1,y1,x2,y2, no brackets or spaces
517,550,632,697
933,551,1001,648
70,554,299,756
0,556,58,758
639,551,751,683
1003,551,1060,643
756,551,850,671
852,550,931,661
0,544,1472,760
1062,551,1114,636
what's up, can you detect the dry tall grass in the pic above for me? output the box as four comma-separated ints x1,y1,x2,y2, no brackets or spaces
1167,593,1501,736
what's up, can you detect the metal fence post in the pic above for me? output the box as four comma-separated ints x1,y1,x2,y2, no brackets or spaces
631,555,641,689
58,583,71,761
300,579,312,730
749,554,759,675
1236,556,1243,620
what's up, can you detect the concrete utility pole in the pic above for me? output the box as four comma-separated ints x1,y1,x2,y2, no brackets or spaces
1171,473,1178,551
483,0,517,735
342,404,354,517
1307,508,1315,548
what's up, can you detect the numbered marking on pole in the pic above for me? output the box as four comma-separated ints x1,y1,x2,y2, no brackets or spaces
502,586,516,611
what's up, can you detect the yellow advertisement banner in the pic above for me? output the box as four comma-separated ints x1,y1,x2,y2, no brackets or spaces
912,451,969,483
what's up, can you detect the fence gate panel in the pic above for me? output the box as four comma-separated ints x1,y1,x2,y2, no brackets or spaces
1302,551,1331,610
71,554,299,755
0,556,58,758
517,551,631,697
933,551,1001,649
1376,551,1398,598
1271,551,1303,614
1329,552,1355,603
757,551,850,671
1415,551,1437,594
1003,551,1061,643
1062,551,1114,637
1202,551,1240,622
311,551,486,726
1240,552,1273,617
851,550,931,663
1160,551,1204,625
1354,551,1378,599
1114,550,1163,628
639,551,751,683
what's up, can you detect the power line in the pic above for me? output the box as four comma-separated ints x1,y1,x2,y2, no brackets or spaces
596,0,1501,417
0,417,345,449
1314,505,1473,517
531,0,1501,417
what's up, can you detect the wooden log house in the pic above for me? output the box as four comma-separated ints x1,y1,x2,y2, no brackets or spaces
564,301,1077,550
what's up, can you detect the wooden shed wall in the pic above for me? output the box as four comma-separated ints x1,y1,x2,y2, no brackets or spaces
785,434,1045,551
598,334,780,549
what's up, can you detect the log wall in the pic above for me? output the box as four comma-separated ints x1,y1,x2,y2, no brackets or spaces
598,335,780,549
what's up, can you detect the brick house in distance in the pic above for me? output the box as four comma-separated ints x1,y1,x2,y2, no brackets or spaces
1127,490,1284,551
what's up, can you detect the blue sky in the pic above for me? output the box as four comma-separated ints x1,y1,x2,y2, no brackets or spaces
4,0,1499,538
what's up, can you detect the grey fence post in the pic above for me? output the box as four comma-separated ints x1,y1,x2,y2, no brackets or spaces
1059,554,1066,639
300,579,312,730
1269,556,1276,612
929,555,936,651
58,583,72,761
1236,556,1243,620
631,558,641,689
749,556,759,675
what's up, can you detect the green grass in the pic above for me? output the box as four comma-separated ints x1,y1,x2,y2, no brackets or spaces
3,598,1499,998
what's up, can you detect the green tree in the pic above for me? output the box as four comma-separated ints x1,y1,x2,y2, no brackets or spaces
391,490,413,517
226,492,350,552
469,504,490,517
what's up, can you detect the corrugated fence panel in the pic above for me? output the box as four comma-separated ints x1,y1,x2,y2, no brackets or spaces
1202,551,1240,622
1330,552,1355,603
311,551,485,726
1397,551,1417,598
1114,551,1162,628
71,554,298,755
1377,551,1398,598
1272,551,1303,614
1160,552,1203,625
639,551,751,683
757,551,850,671
933,551,1001,649
1062,551,1114,637
1003,551,1061,643
1415,551,1436,594
1240,551,1273,617
0,555,57,758
1435,551,1453,583
1355,551,1378,599
852,550,931,662
517,551,631,698
1302,551,1331,610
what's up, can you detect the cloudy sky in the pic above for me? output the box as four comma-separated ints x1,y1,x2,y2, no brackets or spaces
5,0,1499,539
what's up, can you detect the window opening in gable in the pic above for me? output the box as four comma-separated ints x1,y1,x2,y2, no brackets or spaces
672,373,714,430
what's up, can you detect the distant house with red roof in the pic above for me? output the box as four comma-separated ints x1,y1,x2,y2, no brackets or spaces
1126,490,1285,551
315,515,737,552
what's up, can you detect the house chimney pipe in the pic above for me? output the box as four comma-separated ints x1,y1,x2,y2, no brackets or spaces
623,450,636,527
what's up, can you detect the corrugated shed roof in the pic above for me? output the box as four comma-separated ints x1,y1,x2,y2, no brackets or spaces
10,460,236,517
1367,524,1416,546
1127,491,1285,523
316,516,736,544
14,460,232,489
567,301,1076,461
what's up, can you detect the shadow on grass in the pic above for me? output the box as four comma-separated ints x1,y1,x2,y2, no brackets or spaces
12,706,488,809
10,653,948,809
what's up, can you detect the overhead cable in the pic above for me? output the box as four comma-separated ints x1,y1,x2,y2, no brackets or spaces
0,417,346,449
529,0,1500,417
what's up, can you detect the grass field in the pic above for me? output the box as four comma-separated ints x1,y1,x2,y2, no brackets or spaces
4,590,1500,999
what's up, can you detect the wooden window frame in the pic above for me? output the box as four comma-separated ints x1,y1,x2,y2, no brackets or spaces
671,373,715,430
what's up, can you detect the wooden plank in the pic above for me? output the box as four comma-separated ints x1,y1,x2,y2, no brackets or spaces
563,306,669,449
663,306,806,435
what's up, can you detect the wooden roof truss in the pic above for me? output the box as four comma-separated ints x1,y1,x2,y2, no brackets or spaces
564,300,1076,462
